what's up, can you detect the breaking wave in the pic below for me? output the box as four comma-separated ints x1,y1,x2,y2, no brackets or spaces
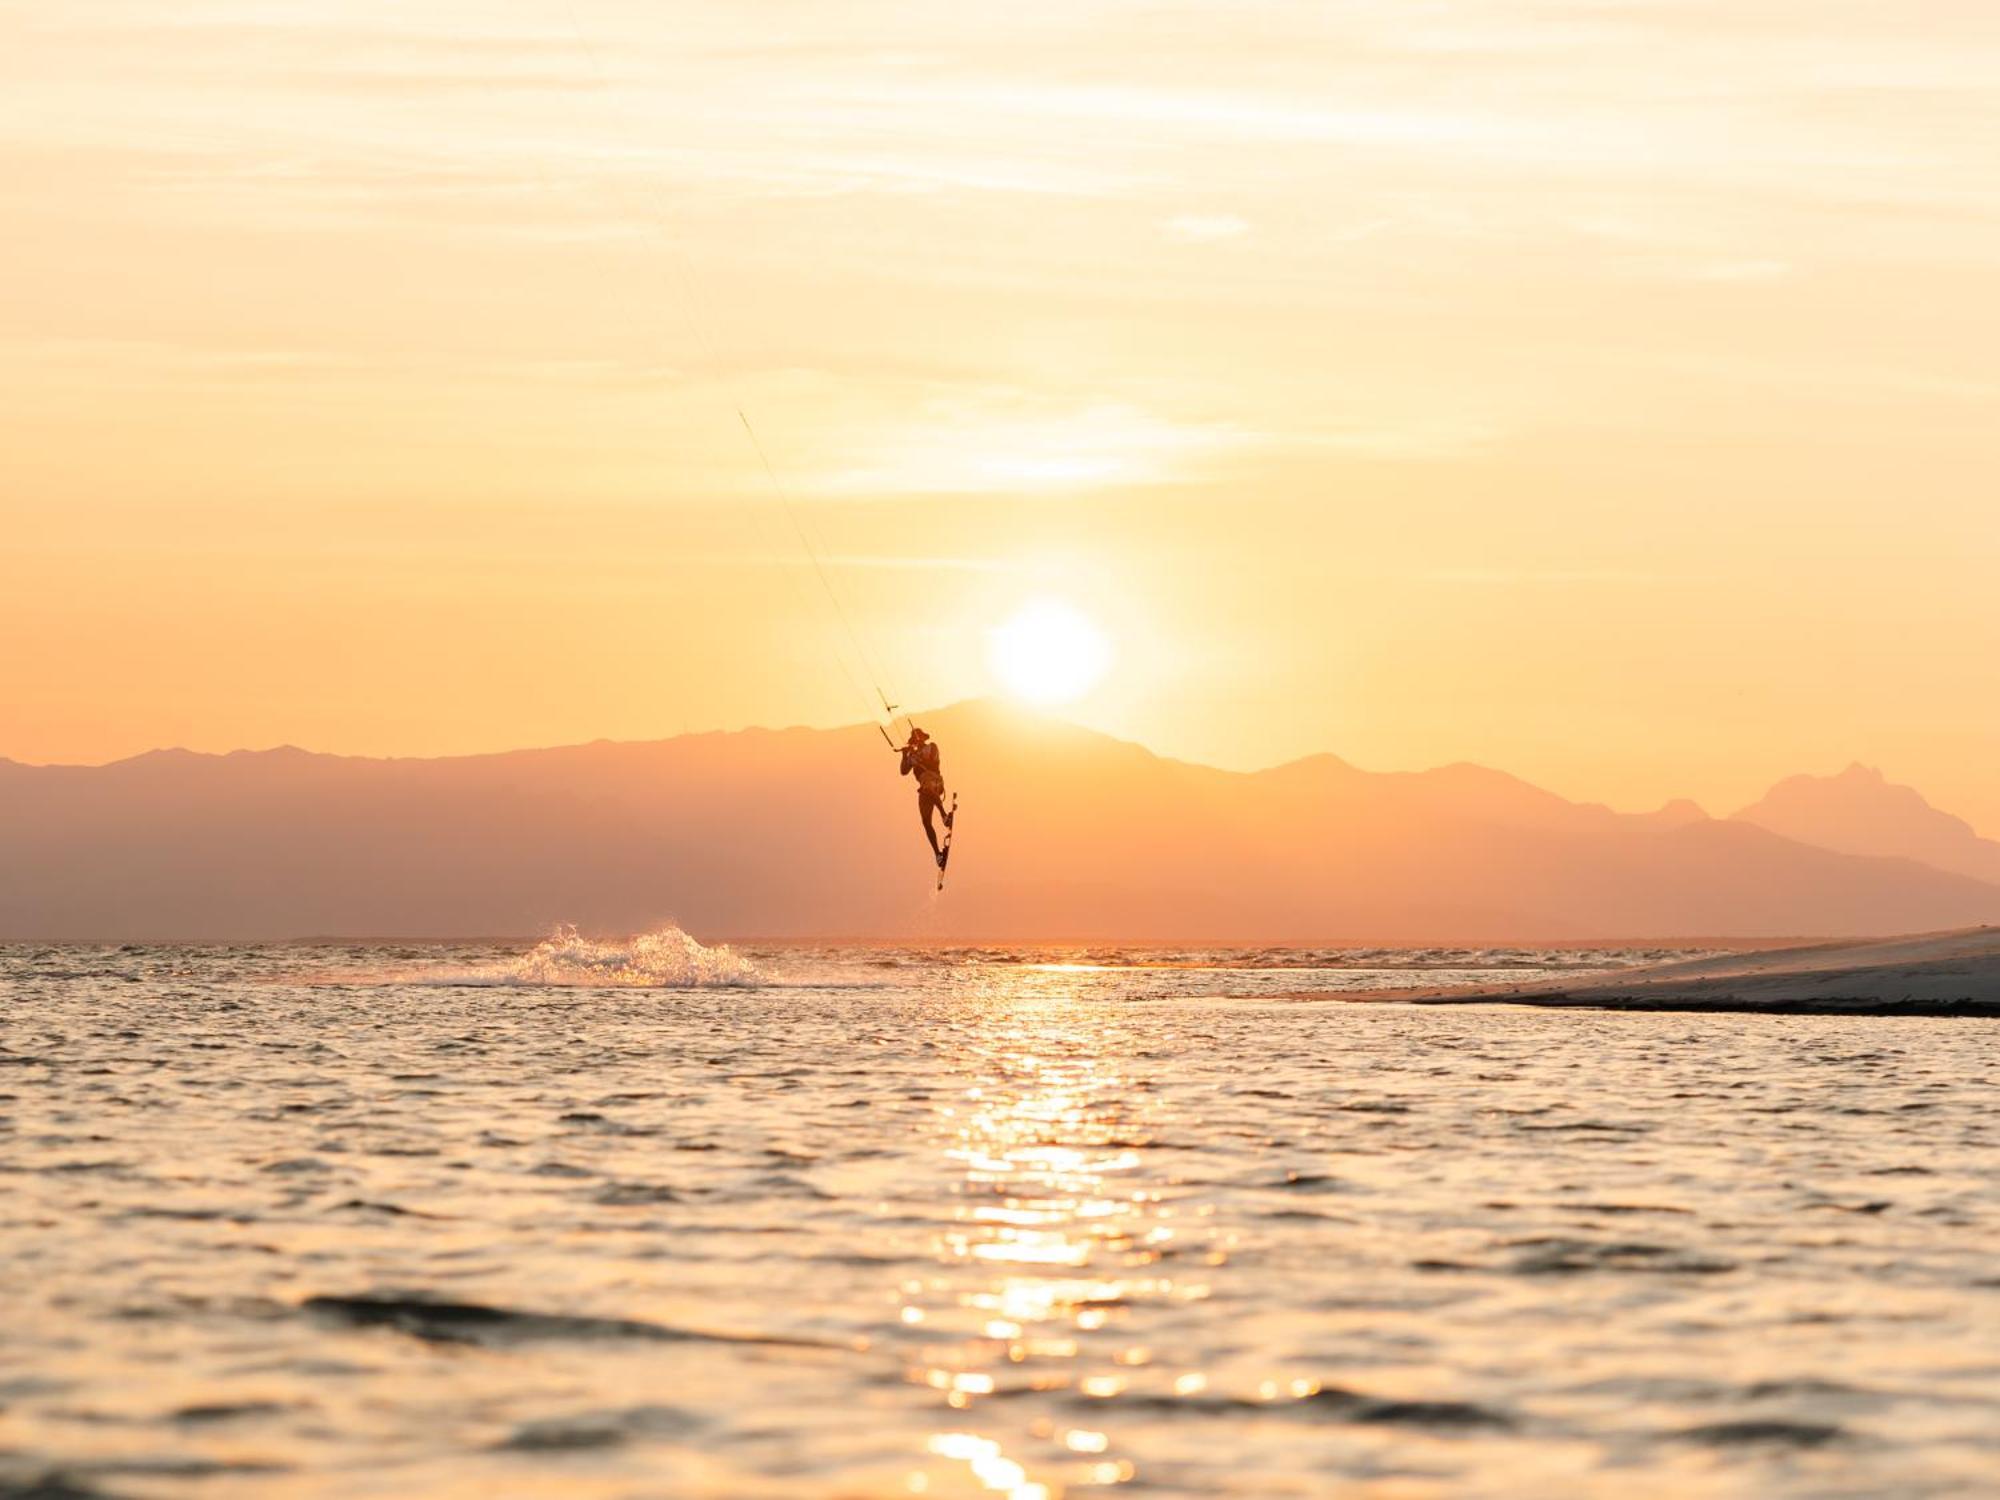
432,924,757,989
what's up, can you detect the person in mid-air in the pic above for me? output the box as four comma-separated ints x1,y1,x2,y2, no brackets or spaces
898,727,954,868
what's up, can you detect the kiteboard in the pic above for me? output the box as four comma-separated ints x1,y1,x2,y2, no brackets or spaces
935,795,959,891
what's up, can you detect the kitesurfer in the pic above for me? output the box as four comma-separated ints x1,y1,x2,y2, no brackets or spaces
898,727,954,868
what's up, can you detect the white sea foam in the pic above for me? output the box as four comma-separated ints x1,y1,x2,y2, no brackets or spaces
432,924,757,988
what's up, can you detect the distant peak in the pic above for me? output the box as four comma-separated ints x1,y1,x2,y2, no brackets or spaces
1650,797,1709,823
912,698,1126,745
914,696,1068,727
1732,758,1999,882
1265,751,1356,774
1753,763,1898,803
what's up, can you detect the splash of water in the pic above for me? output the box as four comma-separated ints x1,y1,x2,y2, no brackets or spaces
452,924,757,988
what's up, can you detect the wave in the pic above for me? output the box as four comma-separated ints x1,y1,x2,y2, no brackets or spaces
422,924,757,989
301,1293,825,1348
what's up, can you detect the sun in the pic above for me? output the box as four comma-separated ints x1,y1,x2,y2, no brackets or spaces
985,597,1114,706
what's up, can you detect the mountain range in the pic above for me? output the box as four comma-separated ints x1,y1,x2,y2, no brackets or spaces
1732,763,2000,886
3,701,1997,941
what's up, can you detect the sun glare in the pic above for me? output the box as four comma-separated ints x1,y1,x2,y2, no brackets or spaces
987,598,1114,706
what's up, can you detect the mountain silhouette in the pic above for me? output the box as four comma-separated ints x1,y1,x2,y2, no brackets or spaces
4,702,1997,941
1733,764,2000,886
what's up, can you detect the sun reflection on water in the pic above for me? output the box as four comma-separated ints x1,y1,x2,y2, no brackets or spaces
902,980,1216,1498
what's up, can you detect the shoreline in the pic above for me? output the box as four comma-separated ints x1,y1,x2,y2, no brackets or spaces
1342,927,2000,1015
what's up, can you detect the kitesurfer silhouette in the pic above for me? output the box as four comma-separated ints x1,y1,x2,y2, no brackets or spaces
898,727,954,868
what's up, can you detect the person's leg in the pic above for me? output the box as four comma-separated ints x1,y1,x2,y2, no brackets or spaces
918,791,943,857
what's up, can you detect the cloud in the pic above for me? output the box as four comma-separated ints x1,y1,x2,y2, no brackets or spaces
806,554,1035,574
1164,214,1250,242
1685,258,1792,283
1414,567,1701,587
811,398,1261,496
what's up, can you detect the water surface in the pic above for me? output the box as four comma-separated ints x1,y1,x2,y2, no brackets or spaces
2,936,1995,1497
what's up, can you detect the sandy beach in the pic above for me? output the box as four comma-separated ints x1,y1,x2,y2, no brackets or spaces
1392,927,2000,1014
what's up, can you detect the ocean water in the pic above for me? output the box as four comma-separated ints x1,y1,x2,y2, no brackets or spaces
2,932,1996,1499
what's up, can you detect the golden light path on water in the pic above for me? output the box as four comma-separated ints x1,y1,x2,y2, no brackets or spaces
890,955,1367,1500
870,957,1730,1499
909,995,1178,1498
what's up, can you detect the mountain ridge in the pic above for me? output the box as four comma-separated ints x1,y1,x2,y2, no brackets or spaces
1733,762,2000,885
3,701,1995,942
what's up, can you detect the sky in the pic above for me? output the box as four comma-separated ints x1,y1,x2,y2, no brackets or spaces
5,1,1999,832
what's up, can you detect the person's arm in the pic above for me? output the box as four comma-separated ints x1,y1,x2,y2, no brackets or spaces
899,747,915,776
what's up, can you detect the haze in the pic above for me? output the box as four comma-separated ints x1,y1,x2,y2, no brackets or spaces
5,2,1998,834
10,703,2000,940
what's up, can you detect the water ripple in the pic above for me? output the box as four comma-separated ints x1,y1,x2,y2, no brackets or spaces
0,940,1995,1496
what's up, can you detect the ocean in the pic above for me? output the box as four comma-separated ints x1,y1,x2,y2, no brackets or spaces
3,931,1996,1498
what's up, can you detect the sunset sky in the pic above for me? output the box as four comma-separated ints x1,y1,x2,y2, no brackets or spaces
6,2,1998,831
